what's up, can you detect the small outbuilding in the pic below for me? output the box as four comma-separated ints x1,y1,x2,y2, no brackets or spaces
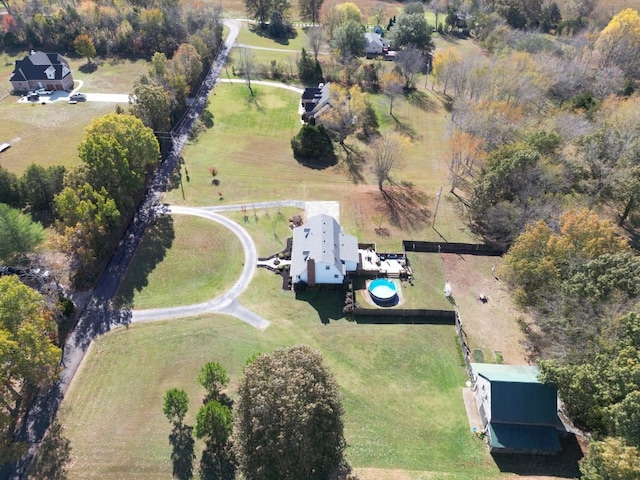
470,363,561,455
9,51,74,93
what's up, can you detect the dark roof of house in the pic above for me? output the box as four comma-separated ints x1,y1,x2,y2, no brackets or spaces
10,51,71,82
301,84,331,117
302,87,321,100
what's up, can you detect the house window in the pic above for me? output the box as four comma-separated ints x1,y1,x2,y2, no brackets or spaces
334,274,339,278
325,265,330,270
303,250,310,260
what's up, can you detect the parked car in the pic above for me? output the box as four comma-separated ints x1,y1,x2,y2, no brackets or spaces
27,93,40,101
70,93,87,101
34,88,53,95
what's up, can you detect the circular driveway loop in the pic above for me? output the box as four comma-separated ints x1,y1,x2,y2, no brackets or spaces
130,204,297,330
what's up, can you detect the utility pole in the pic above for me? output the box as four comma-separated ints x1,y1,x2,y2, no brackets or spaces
433,186,443,228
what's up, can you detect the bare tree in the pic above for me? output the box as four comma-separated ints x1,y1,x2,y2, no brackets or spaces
395,46,425,89
237,48,256,97
306,26,324,60
369,132,408,192
369,2,386,27
381,71,404,117
447,129,484,195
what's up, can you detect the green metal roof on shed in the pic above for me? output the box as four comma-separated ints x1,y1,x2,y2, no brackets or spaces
471,363,559,426
488,423,561,454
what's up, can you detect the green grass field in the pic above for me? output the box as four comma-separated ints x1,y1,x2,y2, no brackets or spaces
59,312,499,479
115,215,243,309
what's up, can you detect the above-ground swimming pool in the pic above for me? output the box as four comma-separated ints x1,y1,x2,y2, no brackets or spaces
369,278,398,305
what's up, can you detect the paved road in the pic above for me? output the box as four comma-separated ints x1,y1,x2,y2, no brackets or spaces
1,19,240,480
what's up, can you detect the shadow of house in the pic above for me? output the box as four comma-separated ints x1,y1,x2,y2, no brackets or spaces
294,288,345,325
470,363,562,456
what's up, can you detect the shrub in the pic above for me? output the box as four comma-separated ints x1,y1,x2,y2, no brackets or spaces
291,124,335,161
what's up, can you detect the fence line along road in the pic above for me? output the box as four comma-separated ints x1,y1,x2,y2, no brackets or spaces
0,21,240,480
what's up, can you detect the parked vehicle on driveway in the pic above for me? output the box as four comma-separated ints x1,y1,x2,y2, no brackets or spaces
70,93,87,101
34,88,53,95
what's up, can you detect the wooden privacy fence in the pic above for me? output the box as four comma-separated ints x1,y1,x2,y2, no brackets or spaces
402,241,505,256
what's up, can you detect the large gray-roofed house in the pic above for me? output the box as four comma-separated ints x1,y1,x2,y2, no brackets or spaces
471,363,562,455
291,214,359,286
10,51,74,93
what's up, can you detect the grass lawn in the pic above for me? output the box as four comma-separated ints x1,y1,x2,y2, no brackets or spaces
223,207,301,257
236,21,309,50
115,215,243,309
0,53,149,174
165,81,477,252
60,312,499,479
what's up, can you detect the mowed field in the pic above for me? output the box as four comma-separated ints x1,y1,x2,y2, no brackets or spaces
60,279,501,480
0,53,148,174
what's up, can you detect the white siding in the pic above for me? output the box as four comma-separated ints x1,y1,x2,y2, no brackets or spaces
314,262,343,284
474,375,492,425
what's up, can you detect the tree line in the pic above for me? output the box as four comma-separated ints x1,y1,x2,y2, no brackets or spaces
0,0,222,59
431,5,640,476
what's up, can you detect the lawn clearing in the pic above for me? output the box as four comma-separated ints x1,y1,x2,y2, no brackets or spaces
165,81,477,252
59,310,499,479
0,54,149,174
223,207,301,257
115,214,243,309
236,21,310,51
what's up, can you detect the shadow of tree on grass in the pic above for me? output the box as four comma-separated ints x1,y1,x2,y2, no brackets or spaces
335,143,366,184
113,215,175,308
379,184,431,231
78,62,98,74
27,418,71,480
406,89,437,112
199,441,236,480
169,423,196,480
249,24,298,46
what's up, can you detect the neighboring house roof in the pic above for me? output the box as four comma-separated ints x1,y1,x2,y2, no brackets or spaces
471,363,561,454
10,51,72,83
365,32,389,51
301,83,330,117
290,214,358,281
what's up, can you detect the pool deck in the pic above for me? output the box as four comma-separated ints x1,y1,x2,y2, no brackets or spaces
359,250,407,276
